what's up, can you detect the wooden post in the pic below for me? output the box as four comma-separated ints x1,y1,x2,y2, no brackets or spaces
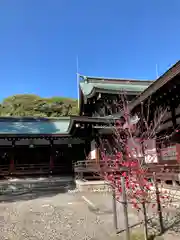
9,140,15,174
170,100,177,129
49,155,54,171
112,187,118,232
9,156,14,174
96,147,100,165
121,176,130,240
153,172,164,234
49,140,54,173
142,202,148,240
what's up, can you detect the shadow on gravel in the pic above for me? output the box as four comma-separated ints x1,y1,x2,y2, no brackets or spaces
88,205,113,215
147,209,180,238
0,177,76,203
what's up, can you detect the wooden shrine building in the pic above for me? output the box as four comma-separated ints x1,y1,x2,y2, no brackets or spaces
75,60,180,183
1,60,180,178
0,116,113,177
78,61,180,159
118,61,180,164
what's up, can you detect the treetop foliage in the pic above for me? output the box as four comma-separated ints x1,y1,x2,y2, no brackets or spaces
0,94,78,117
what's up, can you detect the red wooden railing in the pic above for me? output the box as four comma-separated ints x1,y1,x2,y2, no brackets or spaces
74,159,180,181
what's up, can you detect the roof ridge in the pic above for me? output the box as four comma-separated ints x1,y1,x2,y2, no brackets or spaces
80,75,153,83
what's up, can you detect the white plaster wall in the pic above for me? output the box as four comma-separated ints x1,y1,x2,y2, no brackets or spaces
127,138,158,163
127,138,143,158
90,140,96,159
144,139,158,163
160,145,177,161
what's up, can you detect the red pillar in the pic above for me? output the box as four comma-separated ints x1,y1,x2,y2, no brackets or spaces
10,141,15,174
49,140,54,173
9,156,14,174
49,155,54,171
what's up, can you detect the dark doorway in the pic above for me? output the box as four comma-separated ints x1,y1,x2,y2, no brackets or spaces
54,145,72,175
53,143,86,175
14,146,50,165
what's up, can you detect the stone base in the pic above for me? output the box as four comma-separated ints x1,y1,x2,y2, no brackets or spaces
75,180,112,192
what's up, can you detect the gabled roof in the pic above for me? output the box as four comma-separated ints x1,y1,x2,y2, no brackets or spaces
79,75,153,99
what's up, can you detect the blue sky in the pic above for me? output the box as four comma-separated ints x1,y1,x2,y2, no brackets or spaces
0,0,180,100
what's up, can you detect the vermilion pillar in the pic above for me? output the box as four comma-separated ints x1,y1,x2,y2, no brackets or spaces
9,140,15,174
49,140,54,173
49,155,54,171
9,152,15,174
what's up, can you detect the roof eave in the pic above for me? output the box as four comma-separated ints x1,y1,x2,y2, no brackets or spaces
81,87,145,100
129,60,180,111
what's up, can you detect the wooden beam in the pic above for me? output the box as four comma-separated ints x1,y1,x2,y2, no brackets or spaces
170,100,177,129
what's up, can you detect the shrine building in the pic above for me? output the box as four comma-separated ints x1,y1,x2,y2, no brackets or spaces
1,60,180,177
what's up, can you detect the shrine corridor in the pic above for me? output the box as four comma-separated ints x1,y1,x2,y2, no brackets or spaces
0,144,86,177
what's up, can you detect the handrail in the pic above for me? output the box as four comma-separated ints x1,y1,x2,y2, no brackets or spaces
74,160,180,166
74,160,180,173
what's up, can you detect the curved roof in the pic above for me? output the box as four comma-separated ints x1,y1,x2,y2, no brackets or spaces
79,75,153,99
0,117,71,136
0,116,112,136
79,75,153,115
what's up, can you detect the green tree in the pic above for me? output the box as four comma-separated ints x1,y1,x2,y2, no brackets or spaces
0,94,78,117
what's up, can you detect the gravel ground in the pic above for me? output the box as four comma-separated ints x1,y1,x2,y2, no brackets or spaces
82,191,180,240
1,177,180,240
0,189,121,240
